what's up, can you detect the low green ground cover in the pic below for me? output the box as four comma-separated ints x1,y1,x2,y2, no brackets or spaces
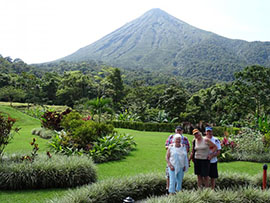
0,105,269,203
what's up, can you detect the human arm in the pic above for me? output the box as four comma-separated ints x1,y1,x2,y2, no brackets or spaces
208,149,221,160
188,139,195,162
165,135,173,150
205,138,218,160
166,147,174,171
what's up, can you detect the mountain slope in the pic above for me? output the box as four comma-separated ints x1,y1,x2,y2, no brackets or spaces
58,8,270,81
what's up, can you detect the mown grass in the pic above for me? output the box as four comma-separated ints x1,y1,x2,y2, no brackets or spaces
0,105,269,203
0,105,49,154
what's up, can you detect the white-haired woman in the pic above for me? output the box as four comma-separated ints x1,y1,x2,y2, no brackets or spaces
166,134,189,194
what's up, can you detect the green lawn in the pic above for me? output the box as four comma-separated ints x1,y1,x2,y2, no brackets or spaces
0,105,268,203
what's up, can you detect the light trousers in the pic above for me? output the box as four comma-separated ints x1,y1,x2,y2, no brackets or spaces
168,167,184,193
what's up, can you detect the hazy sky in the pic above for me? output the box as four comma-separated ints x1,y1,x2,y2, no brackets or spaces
1,0,270,64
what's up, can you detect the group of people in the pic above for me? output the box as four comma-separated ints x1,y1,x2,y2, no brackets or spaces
165,126,221,194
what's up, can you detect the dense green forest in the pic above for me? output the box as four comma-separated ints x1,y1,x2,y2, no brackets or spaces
1,55,270,126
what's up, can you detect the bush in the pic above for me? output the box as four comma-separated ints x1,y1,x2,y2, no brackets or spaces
144,187,270,203
60,111,84,132
232,128,266,154
50,172,270,203
23,106,47,119
49,173,166,203
229,128,270,162
72,121,115,147
0,113,19,156
41,108,71,131
0,154,97,190
89,133,137,163
48,131,83,156
31,127,55,139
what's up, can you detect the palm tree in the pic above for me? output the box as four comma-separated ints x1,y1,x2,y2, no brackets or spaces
85,97,113,123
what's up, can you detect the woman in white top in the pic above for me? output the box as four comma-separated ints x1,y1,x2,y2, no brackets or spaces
166,134,189,194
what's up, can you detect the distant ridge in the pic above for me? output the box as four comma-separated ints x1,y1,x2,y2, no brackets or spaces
56,8,270,81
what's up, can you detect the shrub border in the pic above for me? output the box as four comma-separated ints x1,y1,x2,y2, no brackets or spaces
0,154,97,190
50,172,269,203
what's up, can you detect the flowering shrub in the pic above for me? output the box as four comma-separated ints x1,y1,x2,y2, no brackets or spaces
0,113,20,156
218,133,236,162
230,128,270,162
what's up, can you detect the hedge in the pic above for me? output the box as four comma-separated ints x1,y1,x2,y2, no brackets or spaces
0,154,97,190
145,187,270,203
109,121,240,136
213,126,240,137
109,121,177,132
49,172,269,203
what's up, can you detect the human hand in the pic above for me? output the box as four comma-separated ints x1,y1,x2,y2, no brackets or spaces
207,154,213,160
169,164,174,171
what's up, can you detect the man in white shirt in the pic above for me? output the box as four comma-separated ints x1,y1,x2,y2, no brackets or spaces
205,126,221,189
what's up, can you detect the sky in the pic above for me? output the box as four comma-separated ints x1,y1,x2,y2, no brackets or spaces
1,0,270,64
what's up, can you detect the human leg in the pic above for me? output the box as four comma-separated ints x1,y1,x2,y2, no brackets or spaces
166,166,170,191
202,176,209,187
197,175,202,188
175,168,184,192
168,167,176,194
209,162,218,189
210,178,215,189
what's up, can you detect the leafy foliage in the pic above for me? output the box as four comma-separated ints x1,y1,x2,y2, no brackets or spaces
230,128,270,162
40,108,71,131
89,133,136,163
85,97,113,123
0,113,19,156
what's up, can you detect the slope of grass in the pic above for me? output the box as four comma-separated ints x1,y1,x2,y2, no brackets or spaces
0,105,49,154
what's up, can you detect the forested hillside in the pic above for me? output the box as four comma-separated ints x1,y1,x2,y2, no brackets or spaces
1,55,270,127
56,8,270,81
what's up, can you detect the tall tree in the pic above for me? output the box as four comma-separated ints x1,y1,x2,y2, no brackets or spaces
158,85,189,119
234,65,270,116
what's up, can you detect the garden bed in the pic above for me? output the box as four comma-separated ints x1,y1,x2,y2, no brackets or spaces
0,154,97,190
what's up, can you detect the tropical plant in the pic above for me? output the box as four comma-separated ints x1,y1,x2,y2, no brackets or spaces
40,108,71,131
218,133,236,162
89,133,136,163
115,109,140,122
0,113,20,156
154,110,178,123
85,97,113,123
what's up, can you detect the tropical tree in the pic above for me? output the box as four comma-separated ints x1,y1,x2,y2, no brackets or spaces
85,97,113,123
234,65,270,117
158,85,189,119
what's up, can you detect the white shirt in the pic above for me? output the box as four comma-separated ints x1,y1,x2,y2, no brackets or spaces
209,136,221,163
